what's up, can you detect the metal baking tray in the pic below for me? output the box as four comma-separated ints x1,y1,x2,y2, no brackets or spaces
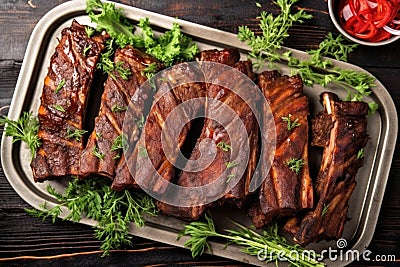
1,1,397,266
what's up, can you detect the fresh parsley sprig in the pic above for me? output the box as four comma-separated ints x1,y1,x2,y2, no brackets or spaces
115,61,131,80
226,161,238,169
287,158,304,175
85,26,95,38
282,114,301,131
216,141,231,152
86,0,140,48
238,0,312,67
97,39,130,80
25,177,157,256
86,0,199,67
111,134,128,160
54,79,65,93
144,21,199,66
51,104,65,113
66,127,87,142
0,111,41,158
178,214,324,266
238,0,378,113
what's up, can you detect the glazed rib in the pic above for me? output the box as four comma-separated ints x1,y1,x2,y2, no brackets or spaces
31,20,107,182
157,56,260,221
80,46,162,179
249,71,313,228
293,92,368,246
111,63,206,191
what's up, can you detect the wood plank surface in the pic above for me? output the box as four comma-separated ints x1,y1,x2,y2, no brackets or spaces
0,0,399,266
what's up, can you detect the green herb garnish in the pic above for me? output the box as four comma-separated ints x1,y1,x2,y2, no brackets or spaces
25,201,62,223
83,44,91,56
112,105,128,112
115,61,131,80
238,0,312,67
178,214,324,266
86,0,198,66
356,148,365,159
368,102,379,114
322,203,331,217
287,158,304,175
51,104,65,113
92,146,105,160
25,177,157,256
226,173,235,183
142,62,158,75
86,0,139,48
138,145,148,158
97,39,115,75
0,111,41,158
226,161,238,169
137,115,145,129
66,127,87,142
111,134,126,152
55,79,65,93
85,26,95,38
282,114,301,131
111,134,128,159
216,141,231,152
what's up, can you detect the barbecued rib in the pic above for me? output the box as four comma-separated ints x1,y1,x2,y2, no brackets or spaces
248,70,313,228
79,46,162,179
31,20,107,182
157,59,259,221
293,92,368,246
114,62,208,192
111,48,242,192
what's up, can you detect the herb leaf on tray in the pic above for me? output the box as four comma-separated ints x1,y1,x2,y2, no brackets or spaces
0,111,41,159
25,178,158,256
179,214,325,266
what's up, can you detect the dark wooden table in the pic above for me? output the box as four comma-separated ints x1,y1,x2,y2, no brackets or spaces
0,0,399,266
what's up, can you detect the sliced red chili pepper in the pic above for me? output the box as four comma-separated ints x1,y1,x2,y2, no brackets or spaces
354,21,378,39
373,0,393,28
344,16,370,33
370,28,392,41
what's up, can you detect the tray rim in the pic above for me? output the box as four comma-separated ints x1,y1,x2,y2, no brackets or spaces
1,1,398,266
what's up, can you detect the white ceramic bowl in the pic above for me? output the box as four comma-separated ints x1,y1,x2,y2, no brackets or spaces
328,0,400,46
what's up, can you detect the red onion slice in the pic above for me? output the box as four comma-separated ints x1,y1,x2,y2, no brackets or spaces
383,25,400,35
